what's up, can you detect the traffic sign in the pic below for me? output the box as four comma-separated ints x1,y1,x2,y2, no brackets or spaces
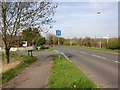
56,30,61,36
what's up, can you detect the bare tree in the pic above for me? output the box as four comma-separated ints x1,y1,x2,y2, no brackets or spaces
0,1,57,63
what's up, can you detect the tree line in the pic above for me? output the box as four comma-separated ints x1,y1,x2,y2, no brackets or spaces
45,35,119,50
13,31,120,50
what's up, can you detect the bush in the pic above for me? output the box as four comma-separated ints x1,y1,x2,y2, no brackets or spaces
107,38,119,49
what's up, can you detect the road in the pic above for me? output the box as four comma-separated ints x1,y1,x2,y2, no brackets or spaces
56,47,119,88
1,48,119,88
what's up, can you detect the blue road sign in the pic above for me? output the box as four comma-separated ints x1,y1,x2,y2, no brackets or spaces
56,30,61,36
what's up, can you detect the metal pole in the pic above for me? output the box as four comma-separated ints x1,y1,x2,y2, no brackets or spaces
69,38,71,46
107,38,109,44
100,38,102,48
58,37,60,59
106,38,109,49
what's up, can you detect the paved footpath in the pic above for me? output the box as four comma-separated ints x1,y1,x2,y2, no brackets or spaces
3,51,56,88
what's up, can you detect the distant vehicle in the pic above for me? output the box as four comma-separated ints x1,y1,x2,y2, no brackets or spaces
23,41,27,47
51,45,53,47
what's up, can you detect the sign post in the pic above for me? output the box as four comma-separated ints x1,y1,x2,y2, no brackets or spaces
56,30,61,59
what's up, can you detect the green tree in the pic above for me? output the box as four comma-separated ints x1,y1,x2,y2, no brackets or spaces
22,27,40,46
107,38,119,49
35,36,46,46
59,37,65,45
46,34,54,45
46,33,65,45
0,2,57,63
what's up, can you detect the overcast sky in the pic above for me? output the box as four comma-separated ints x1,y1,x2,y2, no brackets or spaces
46,1,118,38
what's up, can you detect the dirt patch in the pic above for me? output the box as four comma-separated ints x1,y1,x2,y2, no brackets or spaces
2,60,21,73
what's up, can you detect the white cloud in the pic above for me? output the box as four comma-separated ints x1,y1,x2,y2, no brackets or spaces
54,12,83,20
52,2,118,38
54,2,118,20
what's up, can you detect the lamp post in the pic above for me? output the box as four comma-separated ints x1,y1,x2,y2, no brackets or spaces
69,37,71,46
102,35,109,48
69,26,72,46
97,11,101,48
100,38,102,48
106,35,109,44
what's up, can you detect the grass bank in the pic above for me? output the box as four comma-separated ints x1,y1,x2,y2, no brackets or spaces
2,55,37,84
48,56,96,88
83,47,120,53
34,48,54,52
64,46,119,53
1,53,23,62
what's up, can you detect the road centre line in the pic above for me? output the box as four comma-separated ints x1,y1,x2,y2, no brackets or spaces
80,51,88,54
115,61,120,63
56,49,118,64
67,49,109,61
69,49,117,63
91,54,106,60
65,48,77,51
66,48,88,55
54,50,59,53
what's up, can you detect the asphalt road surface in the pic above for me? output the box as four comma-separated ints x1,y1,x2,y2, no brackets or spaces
56,47,119,88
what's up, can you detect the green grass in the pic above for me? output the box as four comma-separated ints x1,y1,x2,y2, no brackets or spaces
0,54,2,59
34,48,54,52
48,56,97,88
2,55,37,84
83,47,120,53
1,53,23,62
64,45,120,53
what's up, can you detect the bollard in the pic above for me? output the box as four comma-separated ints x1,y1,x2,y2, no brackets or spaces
28,50,33,57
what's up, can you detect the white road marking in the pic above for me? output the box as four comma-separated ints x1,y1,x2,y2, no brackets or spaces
54,50,71,62
54,50,59,53
60,52,71,62
55,49,118,64
80,51,88,54
67,49,71,50
115,61,120,63
72,49,76,51
67,49,75,52
91,54,106,59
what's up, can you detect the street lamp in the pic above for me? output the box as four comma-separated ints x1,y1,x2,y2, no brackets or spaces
102,35,109,48
97,11,101,15
69,26,72,46
100,38,102,48
97,11,102,48
106,35,109,44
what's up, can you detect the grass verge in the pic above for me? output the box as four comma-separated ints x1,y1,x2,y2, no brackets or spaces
84,47,120,53
1,53,23,62
2,55,37,84
48,55,97,88
34,48,54,52
64,46,120,53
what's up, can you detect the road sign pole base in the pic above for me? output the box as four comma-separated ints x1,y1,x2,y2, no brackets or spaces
58,54,60,59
